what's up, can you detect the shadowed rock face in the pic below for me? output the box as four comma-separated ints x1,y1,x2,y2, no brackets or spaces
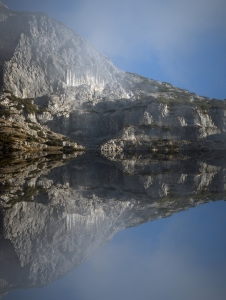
50,98,226,150
0,152,226,295
1,4,226,151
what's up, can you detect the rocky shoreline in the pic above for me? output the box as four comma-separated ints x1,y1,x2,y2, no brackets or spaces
0,91,85,153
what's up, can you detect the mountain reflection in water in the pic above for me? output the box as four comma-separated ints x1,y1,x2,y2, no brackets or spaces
0,152,226,300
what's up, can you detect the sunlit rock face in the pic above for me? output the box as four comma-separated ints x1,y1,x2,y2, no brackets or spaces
66,99,226,150
1,3,226,151
0,153,226,293
0,5,127,100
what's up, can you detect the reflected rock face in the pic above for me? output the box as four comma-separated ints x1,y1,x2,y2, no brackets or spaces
0,153,226,294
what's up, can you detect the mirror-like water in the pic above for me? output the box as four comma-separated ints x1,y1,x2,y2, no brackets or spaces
0,152,226,300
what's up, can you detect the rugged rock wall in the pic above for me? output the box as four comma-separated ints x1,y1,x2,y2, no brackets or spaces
0,4,127,100
0,3,226,151
42,98,226,150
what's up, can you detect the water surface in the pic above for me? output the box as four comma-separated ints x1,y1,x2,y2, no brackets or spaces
0,152,226,300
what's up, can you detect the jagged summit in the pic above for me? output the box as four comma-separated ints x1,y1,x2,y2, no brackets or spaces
0,4,127,100
0,1,8,9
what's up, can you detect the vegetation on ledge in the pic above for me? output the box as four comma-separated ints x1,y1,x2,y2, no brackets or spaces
0,119,84,153
3,90,48,115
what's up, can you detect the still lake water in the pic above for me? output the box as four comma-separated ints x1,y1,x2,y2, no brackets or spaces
0,152,226,300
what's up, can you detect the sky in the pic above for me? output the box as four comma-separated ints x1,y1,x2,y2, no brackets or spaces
2,0,226,99
5,200,226,300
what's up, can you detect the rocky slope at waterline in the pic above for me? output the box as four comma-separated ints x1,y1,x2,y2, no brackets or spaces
0,153,226,295
0,3,226,151
0,91,84,152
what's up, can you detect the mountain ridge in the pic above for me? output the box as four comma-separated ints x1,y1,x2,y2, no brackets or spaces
0,2,8,9
0,4,226,152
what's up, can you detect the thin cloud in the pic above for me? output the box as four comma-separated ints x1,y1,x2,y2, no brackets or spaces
64,0,226,97
5,0,226,97
69,0,226,58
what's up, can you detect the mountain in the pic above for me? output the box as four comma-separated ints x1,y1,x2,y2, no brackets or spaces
0,3,226,151
0,1,7,9
0,3,127,99
0,152,226,294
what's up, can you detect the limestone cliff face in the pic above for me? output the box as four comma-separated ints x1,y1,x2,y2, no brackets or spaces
0,153,226,293
100,100,226,153
0,4,127,100
0,3,226,151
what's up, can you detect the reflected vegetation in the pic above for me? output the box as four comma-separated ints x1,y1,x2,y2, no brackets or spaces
0,151,226,298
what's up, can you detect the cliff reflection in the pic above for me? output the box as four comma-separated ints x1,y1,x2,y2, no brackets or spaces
0,152,226,296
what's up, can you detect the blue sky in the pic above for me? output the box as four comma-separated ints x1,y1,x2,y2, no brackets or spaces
3,0,226,99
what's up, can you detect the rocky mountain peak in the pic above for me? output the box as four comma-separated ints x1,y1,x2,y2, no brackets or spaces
0,5,128,100
0,4,226,153
0,1,8,9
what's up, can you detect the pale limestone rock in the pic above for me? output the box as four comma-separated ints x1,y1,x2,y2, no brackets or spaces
0,4,226,152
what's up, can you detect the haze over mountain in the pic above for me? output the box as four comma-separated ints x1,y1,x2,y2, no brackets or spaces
2,0,226,100
0,2,226,152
